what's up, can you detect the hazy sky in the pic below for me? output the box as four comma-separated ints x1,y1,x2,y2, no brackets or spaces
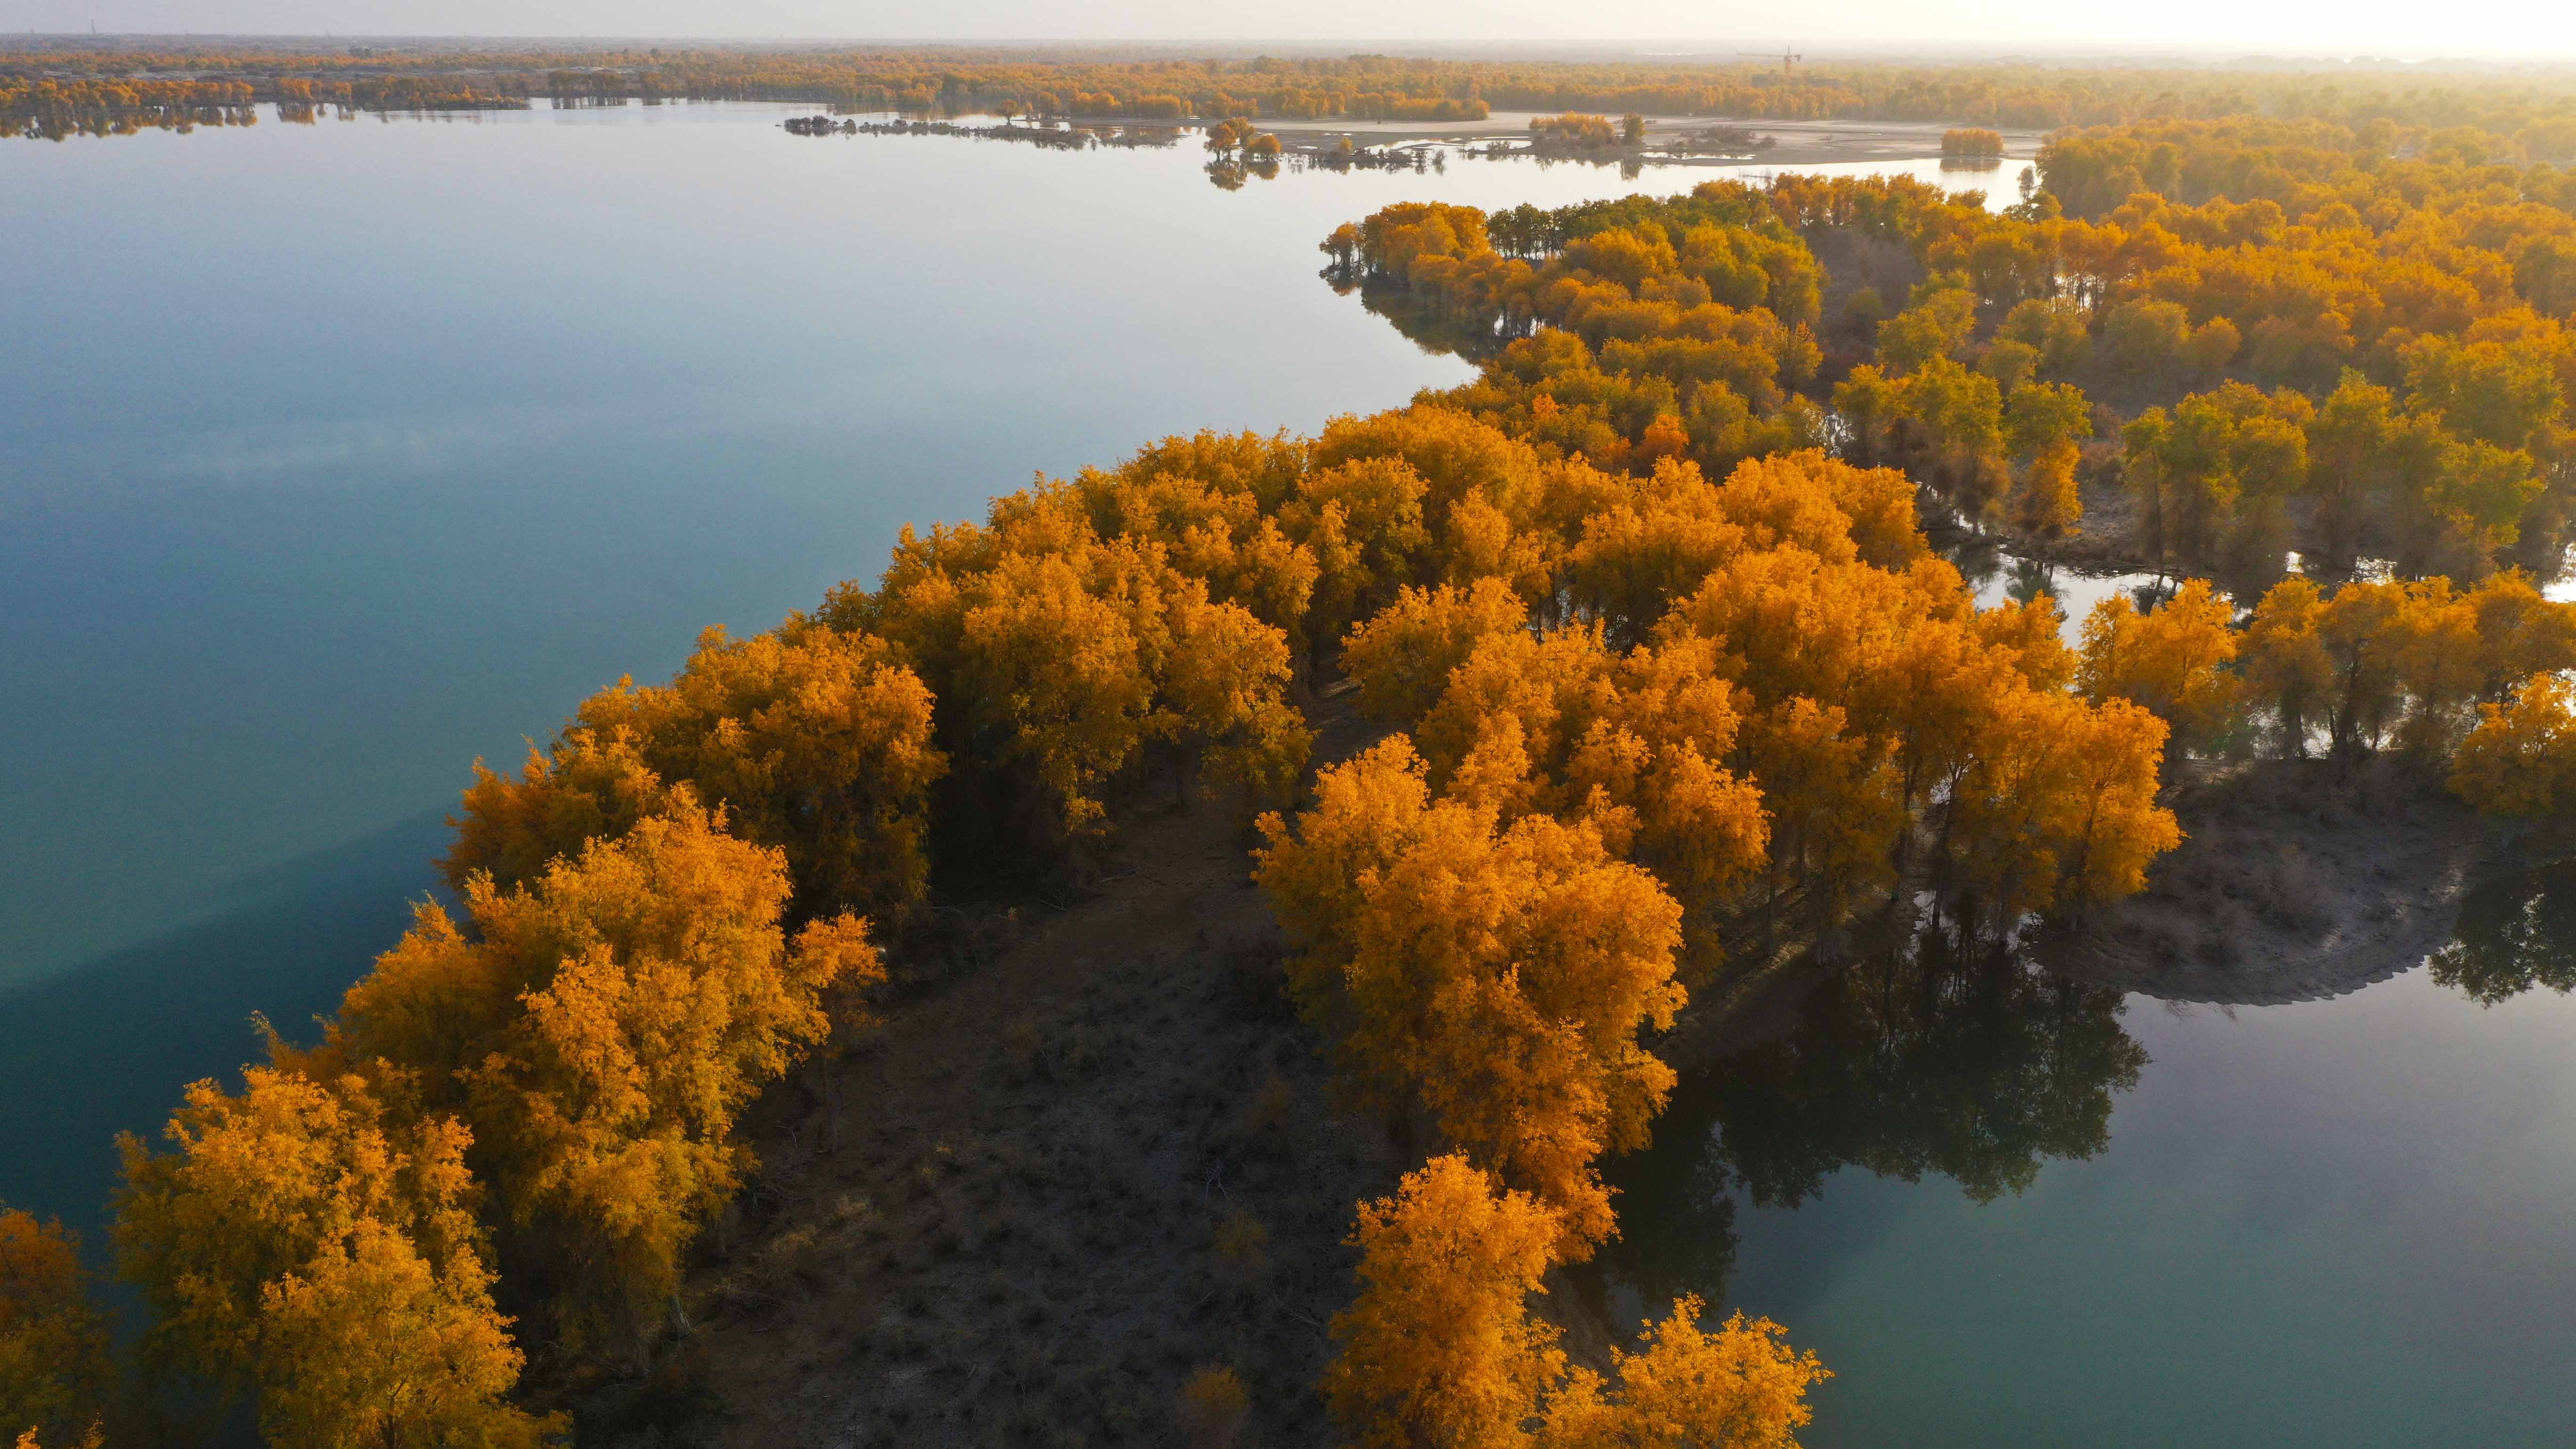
2,0,2571,59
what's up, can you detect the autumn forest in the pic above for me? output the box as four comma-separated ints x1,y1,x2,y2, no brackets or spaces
8,38,2576,1449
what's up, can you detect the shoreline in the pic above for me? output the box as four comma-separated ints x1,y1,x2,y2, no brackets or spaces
797,107,2043,172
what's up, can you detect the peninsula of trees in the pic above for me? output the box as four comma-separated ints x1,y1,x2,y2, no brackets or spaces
10,52,2576,1449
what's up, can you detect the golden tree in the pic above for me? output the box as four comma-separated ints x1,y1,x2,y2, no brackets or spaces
1739,698,1902,932
1341,578,1531,724
2451,674,2576,816
442,726,670,896
0,1211,110,1447
1539,1298,1828,1449
1323,1155,1565,1449
1287,454,1433,648
850,509,1307,852
1257,741,1686,1247
1945,689,2181,919
576,618,945,920
2238,577,2335,755
327,803,878,1354
113,1069,556,1449
1409,626,1768,954
2075,580,2244,761
445,615,944,924
1324,1159,1830,1449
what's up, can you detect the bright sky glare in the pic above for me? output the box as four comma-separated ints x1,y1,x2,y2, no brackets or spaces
1,0,2571,61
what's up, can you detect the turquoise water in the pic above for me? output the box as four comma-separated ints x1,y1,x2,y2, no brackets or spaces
0,100,1657,1225
5,99,2571,1448
1608,895,2576,1448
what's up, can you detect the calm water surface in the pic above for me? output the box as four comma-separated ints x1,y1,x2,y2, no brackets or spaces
0,101,1661,1221
3,100,2568,1448
1609,884,2576,1448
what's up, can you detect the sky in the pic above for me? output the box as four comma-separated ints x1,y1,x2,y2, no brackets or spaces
2,0,2572,60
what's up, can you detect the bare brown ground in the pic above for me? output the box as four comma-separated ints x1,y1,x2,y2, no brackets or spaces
620,698,1403,1449
2037,756,2505,1005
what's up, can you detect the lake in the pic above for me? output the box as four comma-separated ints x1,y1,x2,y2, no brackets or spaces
0,99,1665,1223
1604,895,2576,1448
4,99,2568,1448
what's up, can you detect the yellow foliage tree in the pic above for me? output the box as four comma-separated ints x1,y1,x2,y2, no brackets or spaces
1322,1155,1566,1449
326,803,878,1353
1739,698,1902,933
0,1211,110,1448
2451,673,2576,816
1560,452,1924,647
1324,1158,1830,1449
1287,454,1432,650
1311,407,1548,560
2387,577,2487,756
1409,627,1768,958
446,615,944,924
2011,437,2084,537
1162,584,1315,807
1946,689,2182,919
573,618,945,920
443,726,671,897
2075,580,2245,760
2466,570,2576,698
1257,741,1686,1248
1340,577,1531,724
1561,463,1753,645
1069,457,1319,653
847,509,1308,851
2239,576,2335,755
113,1069,557,1449
1539,1298,1828,1449
2316,579,2410,753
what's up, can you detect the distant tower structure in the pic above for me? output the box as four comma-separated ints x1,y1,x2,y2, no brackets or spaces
1738,48,1804,80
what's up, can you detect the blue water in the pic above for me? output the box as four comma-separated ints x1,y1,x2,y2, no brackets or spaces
0,100,1666,1226
5,99,2570,1449
1609,890,2576,1449
1744,970,2574,1446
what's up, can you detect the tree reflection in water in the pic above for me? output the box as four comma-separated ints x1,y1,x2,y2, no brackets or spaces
1348,279,1519,363
2430,858,2576,1006
1607,922,2147,1306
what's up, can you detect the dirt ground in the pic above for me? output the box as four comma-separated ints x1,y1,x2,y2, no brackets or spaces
2037,757,2514,1005
613,699,1402,1448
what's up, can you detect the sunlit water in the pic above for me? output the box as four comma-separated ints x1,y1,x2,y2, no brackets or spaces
3,99,2568,1448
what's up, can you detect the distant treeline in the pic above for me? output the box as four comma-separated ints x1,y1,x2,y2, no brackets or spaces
15,45,2576,141
0,73,527,137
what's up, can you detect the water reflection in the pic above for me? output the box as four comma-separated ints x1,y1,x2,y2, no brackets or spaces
2001,555,2057,607
2430,856,2576,1006
1610,923,2147,1302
